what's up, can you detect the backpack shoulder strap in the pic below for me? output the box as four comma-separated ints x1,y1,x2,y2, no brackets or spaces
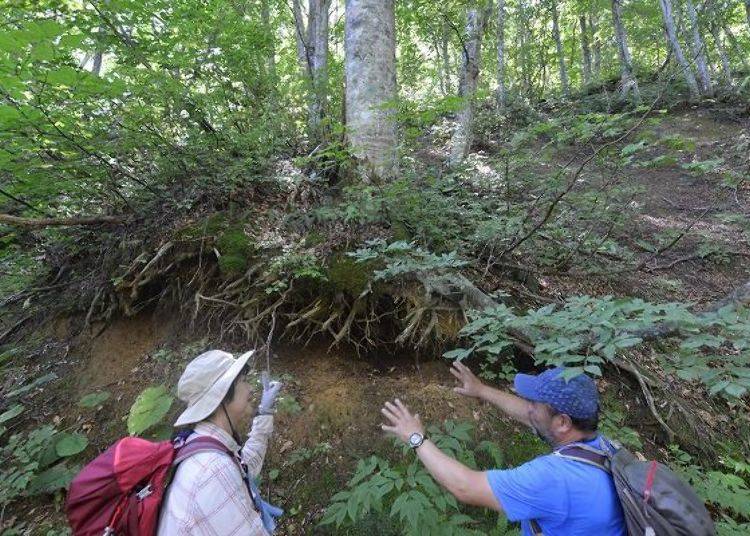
173,436,233,465
553,439,612,472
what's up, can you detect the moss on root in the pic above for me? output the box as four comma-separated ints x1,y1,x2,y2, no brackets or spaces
215,224,255,278
327,254,373,297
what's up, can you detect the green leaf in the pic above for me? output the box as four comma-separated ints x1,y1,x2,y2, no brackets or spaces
78,391,111,408
0,403,24,424
723,383,747,399
55,433,89,457
442,348,472,360
26,463,78,495
584,365,602,376
6,373,58,398
127,385,173,436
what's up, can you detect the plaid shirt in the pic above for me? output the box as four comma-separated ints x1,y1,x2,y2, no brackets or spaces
157,417,274,535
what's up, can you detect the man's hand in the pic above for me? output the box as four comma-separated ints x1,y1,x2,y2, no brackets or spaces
450,361,485,398
381,399,425,444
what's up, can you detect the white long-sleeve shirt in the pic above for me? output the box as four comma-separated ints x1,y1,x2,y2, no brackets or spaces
157,417,274,535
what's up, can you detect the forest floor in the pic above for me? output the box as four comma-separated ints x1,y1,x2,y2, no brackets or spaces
2,100,749,534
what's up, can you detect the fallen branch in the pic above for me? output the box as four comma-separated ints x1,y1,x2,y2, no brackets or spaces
0,214,127,228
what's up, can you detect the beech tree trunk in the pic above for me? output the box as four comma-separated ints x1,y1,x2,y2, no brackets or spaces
496,0,508,107
440,22,452,96
550,0,569,97
292,0,331,146
518,0,532,97
262,0,277,80
450,4,492,167
92,52,103,75
579,15,592,87
658,0,700,100
685,0,712,95
590,14,602,80
345,0,398,180
709,23,733,88
723,23,749,72
746,0,750,36
307,0,331,143
611,0,639,100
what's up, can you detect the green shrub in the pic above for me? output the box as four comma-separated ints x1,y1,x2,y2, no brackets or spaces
445,297,750,401
320,421,519,536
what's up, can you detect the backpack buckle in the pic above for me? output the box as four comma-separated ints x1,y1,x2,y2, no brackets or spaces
136,484,153,500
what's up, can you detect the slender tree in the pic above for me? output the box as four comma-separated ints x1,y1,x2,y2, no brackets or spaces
709,22,733,88
611,0,639,100
345,0,398,179
496,0,508,106
450,3,492,166
590,13,602,81
550,0,570,96
292,0,332,145
685,0,712,95
579,15,592,87
658,0,700,100
440,22,453,96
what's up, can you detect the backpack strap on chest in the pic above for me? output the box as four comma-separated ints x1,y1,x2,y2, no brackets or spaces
553,437,613,472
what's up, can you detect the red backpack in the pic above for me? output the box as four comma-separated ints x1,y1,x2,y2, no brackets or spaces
66,434,229,536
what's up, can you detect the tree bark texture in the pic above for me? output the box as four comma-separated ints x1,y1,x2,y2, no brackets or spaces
611,0,640,100
579,15,592,86
590,14,602,80
550,0,569,96
496,0,508,106
658,0,700,100
345,0,398,180
450,5,491,167
685,0,712,95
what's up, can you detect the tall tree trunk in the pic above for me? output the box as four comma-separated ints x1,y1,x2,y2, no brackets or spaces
307,0,331,144
441,22,453,95
579,15,592,87
291,0,308,77
92,52,103,75
709,23,733,88
745,0,750,36
345,0,398,179
450,4,492,167
496,0,508,106
611,0,639,100
550,0,569,97
590,14,602,81
261,0,277,80
723,22,749,71
292,0,331,146
658,0,700,100
518,0,532,97
685,0,712,95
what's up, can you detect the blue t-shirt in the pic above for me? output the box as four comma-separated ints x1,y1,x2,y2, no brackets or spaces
486,436,625,536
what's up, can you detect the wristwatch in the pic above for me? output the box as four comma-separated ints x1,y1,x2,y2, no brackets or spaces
408,432,426,449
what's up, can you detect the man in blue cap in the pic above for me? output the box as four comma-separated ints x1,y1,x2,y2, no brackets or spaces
381,362,626,535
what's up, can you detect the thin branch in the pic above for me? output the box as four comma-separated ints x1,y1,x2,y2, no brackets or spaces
0,214,127,228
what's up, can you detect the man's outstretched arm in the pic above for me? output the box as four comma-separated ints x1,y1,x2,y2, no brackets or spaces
381,399,503,512
451,361,532,427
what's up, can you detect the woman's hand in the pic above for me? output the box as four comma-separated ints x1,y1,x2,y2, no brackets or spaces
380,399,425,444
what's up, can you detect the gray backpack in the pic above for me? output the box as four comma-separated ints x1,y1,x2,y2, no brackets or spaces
530,438,716,536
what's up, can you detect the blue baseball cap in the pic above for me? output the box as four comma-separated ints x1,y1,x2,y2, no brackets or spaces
514,367,599,419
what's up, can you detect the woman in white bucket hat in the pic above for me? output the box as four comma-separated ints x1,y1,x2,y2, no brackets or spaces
158,349,283,535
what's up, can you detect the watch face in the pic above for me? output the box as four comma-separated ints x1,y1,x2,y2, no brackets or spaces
409,432,423,447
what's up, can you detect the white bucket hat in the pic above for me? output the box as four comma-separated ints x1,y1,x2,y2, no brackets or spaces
174,349,255,427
